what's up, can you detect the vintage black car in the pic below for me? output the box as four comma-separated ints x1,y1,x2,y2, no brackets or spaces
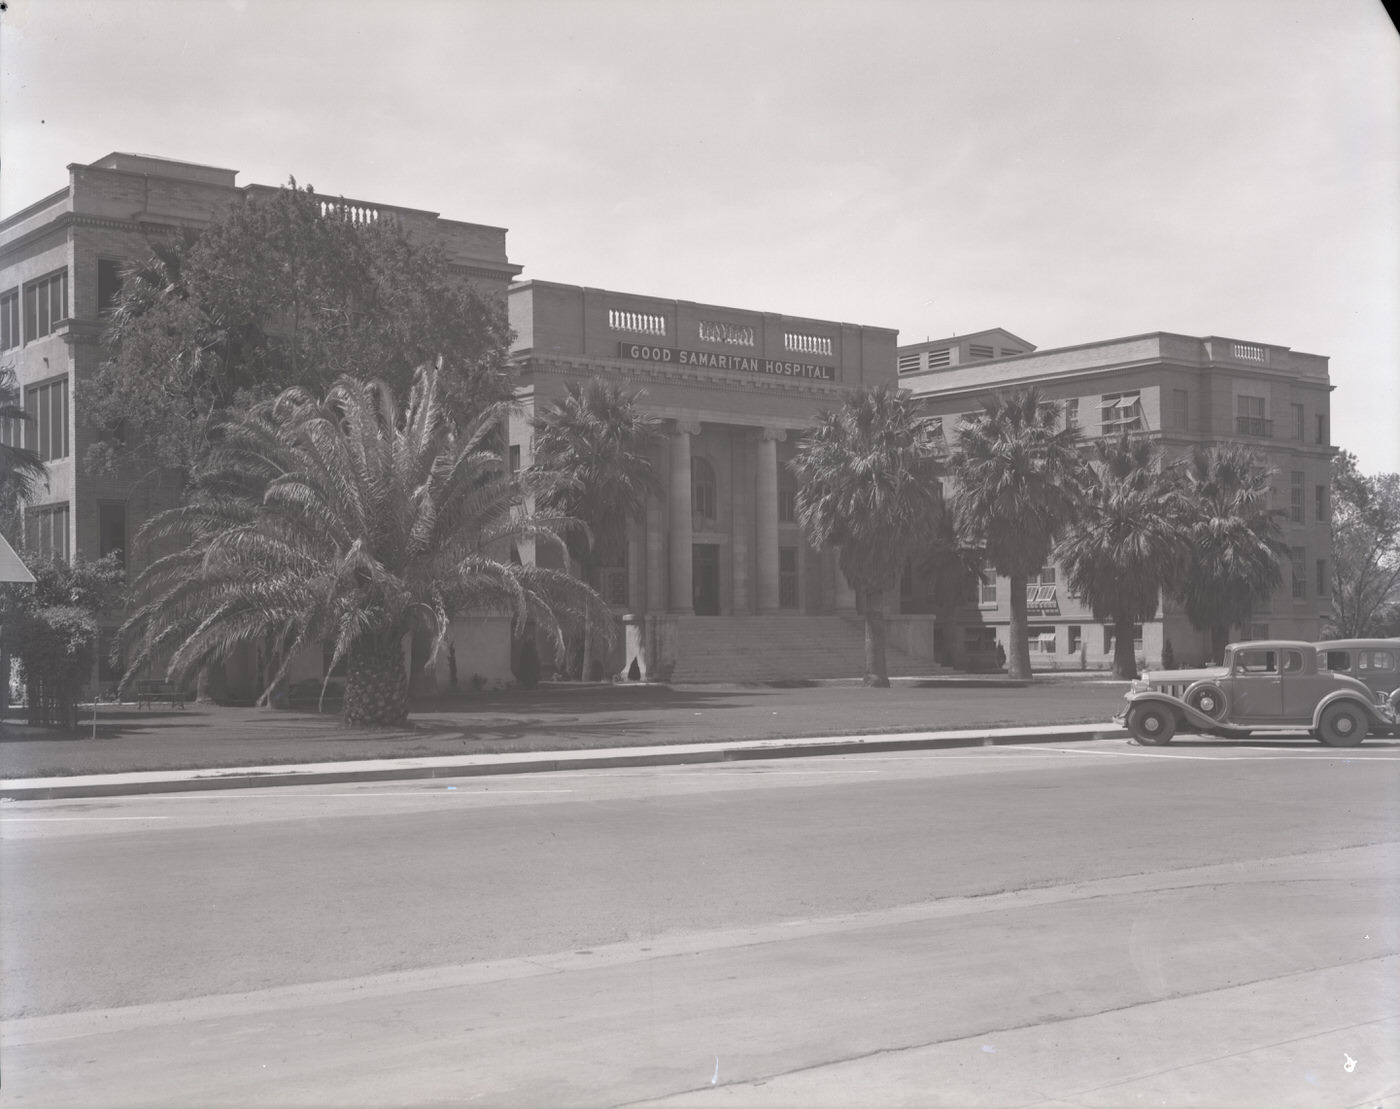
1117,639,1395,747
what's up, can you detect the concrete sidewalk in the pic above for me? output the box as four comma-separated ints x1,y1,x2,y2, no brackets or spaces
0,723,1129,800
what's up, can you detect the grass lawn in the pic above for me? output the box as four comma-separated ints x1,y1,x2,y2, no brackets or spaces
0,678,1131,778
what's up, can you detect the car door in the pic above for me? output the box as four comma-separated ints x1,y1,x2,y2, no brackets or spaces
1278,649,1317,720
1230,648,1282,719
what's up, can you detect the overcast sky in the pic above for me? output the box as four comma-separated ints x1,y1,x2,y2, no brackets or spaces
3,0,1397,472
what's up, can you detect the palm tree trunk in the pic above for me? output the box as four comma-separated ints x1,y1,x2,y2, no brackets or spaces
1007,571,1032,680
344,638,408,726
581,558,601,681
409,626,437,698
862,587,890,687
1112,614,1138,679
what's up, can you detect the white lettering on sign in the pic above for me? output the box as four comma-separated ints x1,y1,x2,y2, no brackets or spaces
619,342,833,381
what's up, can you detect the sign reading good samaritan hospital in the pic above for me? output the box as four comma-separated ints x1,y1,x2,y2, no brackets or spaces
617,342,835,382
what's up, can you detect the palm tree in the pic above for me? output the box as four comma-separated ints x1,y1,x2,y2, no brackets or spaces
1171,443,1287,663
949,388,1086,680
0,366,48,532
1057,435,1190,678
531,378,664,680
121,362,611,725
791,384,943,687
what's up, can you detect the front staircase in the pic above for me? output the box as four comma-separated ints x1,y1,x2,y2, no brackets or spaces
669,615,947,683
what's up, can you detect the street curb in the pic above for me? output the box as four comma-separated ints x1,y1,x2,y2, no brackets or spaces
0,725,1129,800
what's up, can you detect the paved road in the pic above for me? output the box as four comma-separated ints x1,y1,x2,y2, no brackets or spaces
2,735,1397,1106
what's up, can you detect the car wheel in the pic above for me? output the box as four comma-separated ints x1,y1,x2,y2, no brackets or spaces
1317,702,1367,748
1128,704,1176,745
1187,686,1228,721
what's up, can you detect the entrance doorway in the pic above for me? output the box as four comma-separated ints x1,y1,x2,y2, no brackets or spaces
692,543,720,615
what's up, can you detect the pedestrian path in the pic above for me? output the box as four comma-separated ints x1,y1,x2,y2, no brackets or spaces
0,723,1128,800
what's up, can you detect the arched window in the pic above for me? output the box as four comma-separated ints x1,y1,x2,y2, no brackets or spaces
693,457,717,521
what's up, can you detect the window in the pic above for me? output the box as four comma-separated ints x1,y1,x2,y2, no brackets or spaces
1290,471,1304,524
0,402,23,450
27,503,70,561
25,377,69,461
779,547,799,609
1291,403,1305,441
0,288,18,350
925,348,951,368
1316,558,1328,597
1280,649,1305,674
97,259,124,315
1316,414,1327,445
1235,648,1279,674
692,457,717,521
778,470,796,523
1236,394,1270,437
23,270,68,340
1360,650,1397,676
979,567,997,605
968,344,994,360
1103,623,1144,654
601,545,628,607
1100,393,1142,435
1029,624,1057,654
1315,484,1327,523
1067,625,1082,654
1320,650,1350,673
1291,547,1306,599
98,502,127,570
1167,388,1189,430
508,444,520,473
1248,622,1270,640
897,352,921,374
1063,398,1080,431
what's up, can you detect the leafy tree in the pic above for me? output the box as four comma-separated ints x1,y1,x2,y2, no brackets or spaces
530,378,664,680
1057,435,1190,678
1171,443,1287,663
949,388,1086,680
84,181,513,481
791,384,944,686
0,365,48,541
120,364,611,726
0,554,125,728
1327,451,1400,637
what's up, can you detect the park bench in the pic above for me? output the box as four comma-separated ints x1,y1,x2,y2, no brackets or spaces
134,679,189,710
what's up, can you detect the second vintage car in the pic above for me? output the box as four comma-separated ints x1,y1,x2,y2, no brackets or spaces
1118,639,1396,747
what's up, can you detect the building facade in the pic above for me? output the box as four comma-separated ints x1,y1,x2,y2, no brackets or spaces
1,152,1336,686
897,329,1336,669
0,153,521,686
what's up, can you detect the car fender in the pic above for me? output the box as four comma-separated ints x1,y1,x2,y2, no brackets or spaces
1123,689,1219,732
1311,689,1392,730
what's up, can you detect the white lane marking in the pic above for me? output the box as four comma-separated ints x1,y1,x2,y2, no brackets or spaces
1000,744,1400,761
1,816,172,821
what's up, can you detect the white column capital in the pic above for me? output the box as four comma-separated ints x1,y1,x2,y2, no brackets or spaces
760,426,787,443
673,419,701,437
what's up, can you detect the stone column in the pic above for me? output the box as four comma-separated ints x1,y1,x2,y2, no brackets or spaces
668,421,700,613
645,489,665,613
756,428,784,614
